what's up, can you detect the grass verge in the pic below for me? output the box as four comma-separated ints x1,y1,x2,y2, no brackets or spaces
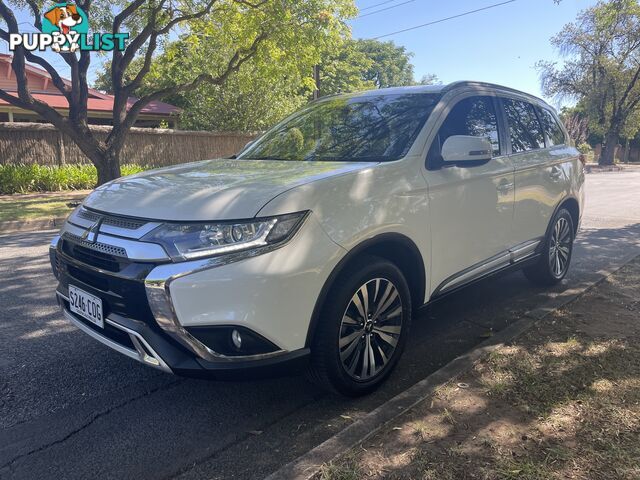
0,191,88,223
322,258,640,480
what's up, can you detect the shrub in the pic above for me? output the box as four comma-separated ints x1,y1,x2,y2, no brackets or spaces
577,142,593,155
0,164,147,195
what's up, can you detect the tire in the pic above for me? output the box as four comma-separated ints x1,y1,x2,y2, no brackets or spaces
308,255,412,397
524,208,575,286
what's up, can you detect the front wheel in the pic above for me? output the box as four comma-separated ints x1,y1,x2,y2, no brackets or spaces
309,256,412,397
524,208,575,286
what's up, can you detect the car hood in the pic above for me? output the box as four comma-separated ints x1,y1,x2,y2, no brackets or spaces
83,159,376,221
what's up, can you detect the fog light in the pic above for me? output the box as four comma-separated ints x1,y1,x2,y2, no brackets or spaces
231,329,242,349
186,325,280,356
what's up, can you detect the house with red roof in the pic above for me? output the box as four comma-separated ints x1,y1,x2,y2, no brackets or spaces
0,54,180,128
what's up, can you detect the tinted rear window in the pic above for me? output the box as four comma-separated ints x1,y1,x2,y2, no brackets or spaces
503,99,546,153
538,108,566,146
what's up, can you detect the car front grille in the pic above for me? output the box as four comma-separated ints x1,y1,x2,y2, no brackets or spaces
55,252,161,330
67,264,110,291
62,232,127,258
77,208,147,231
61,235,127,272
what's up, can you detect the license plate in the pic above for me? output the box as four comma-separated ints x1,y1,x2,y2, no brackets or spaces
68,285,104,328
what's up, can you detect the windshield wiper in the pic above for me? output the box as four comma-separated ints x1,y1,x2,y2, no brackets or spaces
241,156,292,161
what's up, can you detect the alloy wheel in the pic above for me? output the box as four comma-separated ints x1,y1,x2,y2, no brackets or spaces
338,278,403,381
549,216,572,278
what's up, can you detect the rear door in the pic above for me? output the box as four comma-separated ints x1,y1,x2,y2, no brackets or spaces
501,98,569,246
424,95,515,294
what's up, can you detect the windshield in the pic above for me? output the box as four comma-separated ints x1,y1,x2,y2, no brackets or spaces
239,93,440,162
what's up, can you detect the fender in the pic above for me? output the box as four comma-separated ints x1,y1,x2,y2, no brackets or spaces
304,232,427,348
540,195,581,250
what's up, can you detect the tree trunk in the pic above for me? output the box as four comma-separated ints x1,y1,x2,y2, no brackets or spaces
95,149,122,186
599,131,619,166
52,122,123,186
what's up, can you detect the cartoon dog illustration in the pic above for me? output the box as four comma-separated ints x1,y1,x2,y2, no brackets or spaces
44,4,83,52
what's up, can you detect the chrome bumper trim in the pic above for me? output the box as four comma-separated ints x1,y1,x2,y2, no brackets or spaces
69,207,162,239
60,222,169,262
58,292,171,373
144,249,290,363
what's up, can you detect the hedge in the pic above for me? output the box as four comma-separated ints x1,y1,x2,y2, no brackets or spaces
0,164,147,195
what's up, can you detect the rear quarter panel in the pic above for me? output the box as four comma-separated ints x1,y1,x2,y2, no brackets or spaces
511,145,581,245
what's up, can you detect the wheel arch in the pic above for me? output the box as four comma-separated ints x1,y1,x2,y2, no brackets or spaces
305,233,427,348
552,196,580,236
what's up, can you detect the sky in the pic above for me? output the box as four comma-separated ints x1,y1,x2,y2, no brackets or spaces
1,0,597,107
350,0,597,106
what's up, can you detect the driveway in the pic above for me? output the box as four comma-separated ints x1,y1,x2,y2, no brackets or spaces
1,169,640,480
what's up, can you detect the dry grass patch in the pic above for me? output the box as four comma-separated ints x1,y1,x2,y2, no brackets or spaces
321,259,640,480
0,191,87,222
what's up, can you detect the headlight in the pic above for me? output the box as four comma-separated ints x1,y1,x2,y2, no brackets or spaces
143,212,309,261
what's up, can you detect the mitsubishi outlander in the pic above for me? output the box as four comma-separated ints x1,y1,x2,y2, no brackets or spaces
50,82,584,396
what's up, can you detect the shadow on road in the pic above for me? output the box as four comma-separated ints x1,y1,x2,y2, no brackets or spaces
1,223,639,479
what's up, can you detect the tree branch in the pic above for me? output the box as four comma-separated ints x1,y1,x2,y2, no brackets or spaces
124,34,159,91
113,0,147,32
108,31,267,147
233,0,269,7
0,88,34,110
0,28,69,95
25,0,42,31
617,63,640,113
156,0,219,35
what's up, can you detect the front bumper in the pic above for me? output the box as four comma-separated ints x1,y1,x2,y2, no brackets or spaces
49,208,342,378
56,291,310,378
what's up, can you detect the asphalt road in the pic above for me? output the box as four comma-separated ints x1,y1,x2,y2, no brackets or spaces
1,168,640,480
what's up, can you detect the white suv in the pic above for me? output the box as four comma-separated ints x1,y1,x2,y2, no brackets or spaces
50,82,584,396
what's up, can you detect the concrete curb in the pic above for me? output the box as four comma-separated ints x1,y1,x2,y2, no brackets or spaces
0,217,66,234
584,163,640,173
264,251,640,480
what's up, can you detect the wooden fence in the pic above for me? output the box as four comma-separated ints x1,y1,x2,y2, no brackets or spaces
0,122,257,167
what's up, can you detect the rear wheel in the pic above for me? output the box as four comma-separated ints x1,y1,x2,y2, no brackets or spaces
309,256,412,396
524,208,575,286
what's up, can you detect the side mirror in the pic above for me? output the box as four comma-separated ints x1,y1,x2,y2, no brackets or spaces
441,135,493,163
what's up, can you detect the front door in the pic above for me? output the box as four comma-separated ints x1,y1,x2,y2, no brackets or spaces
423,95,515,295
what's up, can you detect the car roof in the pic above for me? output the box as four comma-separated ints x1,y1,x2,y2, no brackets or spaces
338,81,552,111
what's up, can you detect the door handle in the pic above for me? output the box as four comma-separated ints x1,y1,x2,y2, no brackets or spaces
496,181,514,195
550,166,563,180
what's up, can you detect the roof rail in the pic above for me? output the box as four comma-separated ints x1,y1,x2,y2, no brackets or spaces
442,80,551,108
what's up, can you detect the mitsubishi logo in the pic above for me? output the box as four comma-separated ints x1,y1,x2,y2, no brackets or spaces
81,218,102,244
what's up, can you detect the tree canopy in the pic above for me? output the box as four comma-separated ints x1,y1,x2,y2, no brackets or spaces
539,0,640,164
95,36,431,131
317,38,418,96
1,0,356,183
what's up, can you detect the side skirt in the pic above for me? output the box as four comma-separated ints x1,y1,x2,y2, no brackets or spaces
425,240,543,306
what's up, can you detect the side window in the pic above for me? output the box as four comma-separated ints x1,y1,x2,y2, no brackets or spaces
503,99,545,153
538,108,566,147
427,96,501,168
